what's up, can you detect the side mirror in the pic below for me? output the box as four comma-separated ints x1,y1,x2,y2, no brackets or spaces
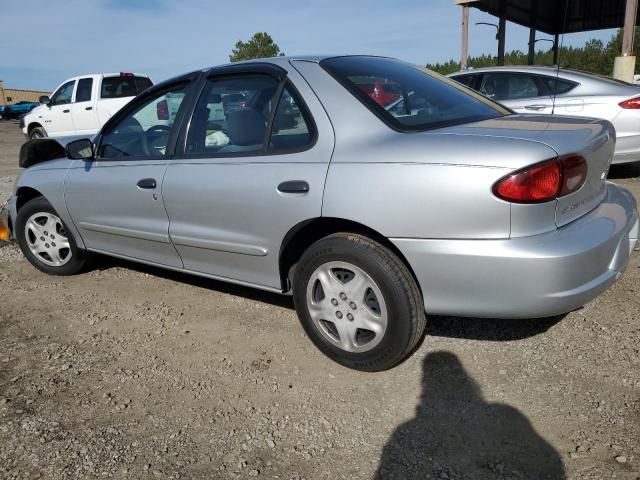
66,139,94,160
39,95,50,105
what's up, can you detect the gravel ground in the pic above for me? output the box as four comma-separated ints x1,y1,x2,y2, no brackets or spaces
0,119,639,480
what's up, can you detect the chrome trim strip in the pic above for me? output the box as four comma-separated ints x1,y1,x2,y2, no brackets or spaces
78,222,170,243
171,235,268,256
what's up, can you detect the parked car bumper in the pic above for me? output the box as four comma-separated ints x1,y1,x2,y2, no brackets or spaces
392,182,639,319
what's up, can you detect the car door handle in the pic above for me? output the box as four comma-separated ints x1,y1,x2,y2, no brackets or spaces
85,106,93,111
137,178,157,189
63,109,70,113
277,180,309,194
524,104,547,111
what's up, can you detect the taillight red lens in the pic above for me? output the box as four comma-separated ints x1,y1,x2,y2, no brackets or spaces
619,96,640,109
493,155,587,203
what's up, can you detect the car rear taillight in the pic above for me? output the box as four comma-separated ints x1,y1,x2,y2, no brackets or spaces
619,96,640,109
493,156,587,203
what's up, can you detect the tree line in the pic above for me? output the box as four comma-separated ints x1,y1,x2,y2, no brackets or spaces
230,29,640,79
426,28,640,76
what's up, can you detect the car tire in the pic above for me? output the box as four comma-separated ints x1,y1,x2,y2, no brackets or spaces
29,127,47,139
293,233,426,371
16,196,88,275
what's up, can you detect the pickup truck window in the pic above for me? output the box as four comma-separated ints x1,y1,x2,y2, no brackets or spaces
50,80,75,106
101,76,153,99
75,78,93,103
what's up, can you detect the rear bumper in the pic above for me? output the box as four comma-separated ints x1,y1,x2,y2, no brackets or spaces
392,182,638,319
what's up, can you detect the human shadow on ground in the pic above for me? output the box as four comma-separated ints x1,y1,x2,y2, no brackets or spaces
375,352,566,480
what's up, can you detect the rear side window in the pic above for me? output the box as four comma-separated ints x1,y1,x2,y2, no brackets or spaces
75,78,93,102
479,73,543,100
452,74,475,87
186,74,280,155
268,86,315,152
539,76,577,95
101,76,153,99
321,57,506,131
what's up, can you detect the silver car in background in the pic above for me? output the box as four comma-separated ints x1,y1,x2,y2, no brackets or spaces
448,66,640,164
1,56,638,371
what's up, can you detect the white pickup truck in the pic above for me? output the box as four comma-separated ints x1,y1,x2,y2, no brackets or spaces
21,72,153,139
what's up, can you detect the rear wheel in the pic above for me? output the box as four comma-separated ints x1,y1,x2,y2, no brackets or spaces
293,233,426,371
28,126,47,139
16,197,87,275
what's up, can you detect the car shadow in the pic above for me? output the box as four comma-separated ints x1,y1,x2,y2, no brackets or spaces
90,255,294,310
608,162,640,179
425,313,565,341
88,257,565,340
374,351,566,480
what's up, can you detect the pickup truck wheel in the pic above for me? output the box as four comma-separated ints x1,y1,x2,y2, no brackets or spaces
16,197,87,275
28,127,47,139
293,233,426,371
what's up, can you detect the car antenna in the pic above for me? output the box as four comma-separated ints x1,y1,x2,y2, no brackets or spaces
552,0,570,114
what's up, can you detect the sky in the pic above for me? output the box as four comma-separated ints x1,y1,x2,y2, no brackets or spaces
0,0,618,92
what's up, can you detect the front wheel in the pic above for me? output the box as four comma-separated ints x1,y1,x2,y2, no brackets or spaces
28,127,47,139
16,197,88,275
293,233,426,371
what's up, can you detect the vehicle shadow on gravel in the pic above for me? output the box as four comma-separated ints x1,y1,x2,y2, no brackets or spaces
92,256,294,309
375,351,566,480
425,314,565,341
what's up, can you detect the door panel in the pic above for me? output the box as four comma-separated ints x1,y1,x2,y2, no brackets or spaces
65,160,183,267
64,81,191,267
162,70,334,289
45,80,76,136
163,161,329,287
71,78,99,134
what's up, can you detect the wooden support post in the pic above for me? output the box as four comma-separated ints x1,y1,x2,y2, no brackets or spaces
552,33,559,65
528,27,536,65
622,0,638,56
461,5,469,70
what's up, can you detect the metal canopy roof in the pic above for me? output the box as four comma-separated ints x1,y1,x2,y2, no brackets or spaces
457,0,637,35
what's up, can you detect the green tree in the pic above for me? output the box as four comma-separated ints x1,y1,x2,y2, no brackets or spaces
229,32,284,62
426,28,640,77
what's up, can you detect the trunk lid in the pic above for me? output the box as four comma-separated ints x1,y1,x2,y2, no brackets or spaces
439,114,615,228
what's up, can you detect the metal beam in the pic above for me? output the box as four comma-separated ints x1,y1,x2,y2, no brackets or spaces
528,27,536,65
497,15,506,66
461,5,470,69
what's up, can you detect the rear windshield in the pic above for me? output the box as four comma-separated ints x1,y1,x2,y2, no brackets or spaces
101,76,153,99
320,57,508,131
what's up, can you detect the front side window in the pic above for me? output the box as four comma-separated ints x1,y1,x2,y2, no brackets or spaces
99,83,188,158
75,78,93,103
101,76,153,99
186,75,280,154
321,57,506,131
50,80,75,106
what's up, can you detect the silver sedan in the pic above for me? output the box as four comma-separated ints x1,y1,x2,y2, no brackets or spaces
448,66,640,164
1,56,638,371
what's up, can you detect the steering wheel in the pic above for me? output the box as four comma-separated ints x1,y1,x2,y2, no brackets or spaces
142,125,172,156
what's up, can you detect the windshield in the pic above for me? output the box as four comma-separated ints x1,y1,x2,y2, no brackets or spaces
320,56,508,132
